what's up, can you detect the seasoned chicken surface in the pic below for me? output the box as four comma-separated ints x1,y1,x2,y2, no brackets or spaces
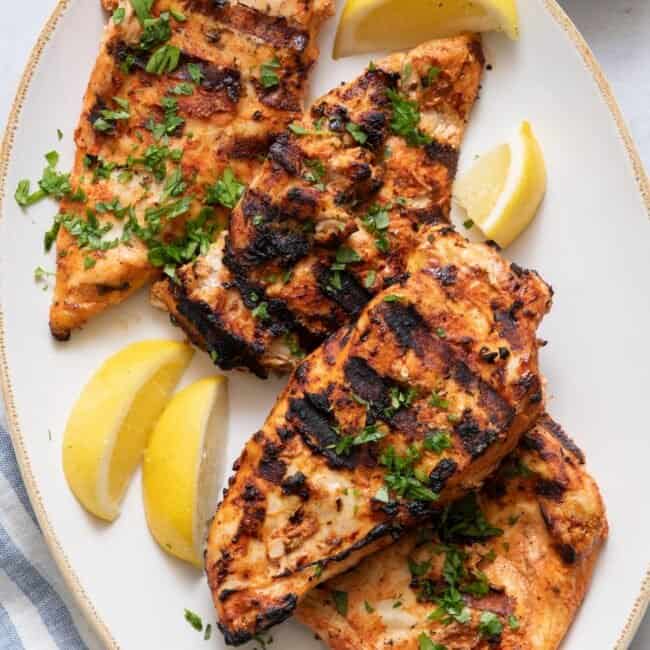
297,415,608,650
153,35,484,376
205,225,552,644
50,0,333,340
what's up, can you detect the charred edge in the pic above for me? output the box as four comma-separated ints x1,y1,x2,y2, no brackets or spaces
540,415,585,464
191,0,310,52
269,133,305,176
454,411,498,459
535,478,566,501
223,244,323,348
110,41,241,102
467,35,486,67
404,205,449,225
381,301,428,351
281,471,310,500
311,522,401,572
357,110,389,150
493,301,523,348
429,458,458,493
316,265,370,318
288,393,359,470
256,72,306,113
556,543,577,565
169,280,268,377
218,594,298,646
343,357,390,415
310,102,349,133
340,67,400,104
432,265,458,287
425,141,459,176
223,134,277,160
257,440,287,485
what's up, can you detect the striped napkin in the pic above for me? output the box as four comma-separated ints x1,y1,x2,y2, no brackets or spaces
0,410,98,650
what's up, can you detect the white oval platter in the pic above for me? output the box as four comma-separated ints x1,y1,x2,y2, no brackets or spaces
0,1,648,649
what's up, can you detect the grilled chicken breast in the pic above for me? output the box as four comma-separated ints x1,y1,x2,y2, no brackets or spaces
297,415,608,650
152,35,484,376
205,225,552,644
50,0,333,340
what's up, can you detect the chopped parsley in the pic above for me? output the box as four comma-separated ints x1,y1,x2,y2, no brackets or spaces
386,89,431,147
58,212,118,251
183,609,203,632
288,122,327,137
478,611,503,639
361,204,390,252
206,168,246,209
147,95,185,140
508,614,520,630
57,128,63,140
252,302,270,321
303,158,326,190
429,391,449,410
330,423,387,456
418,633,446,650
129,0,154,25
463,218,474,229
93,97,130,133
386,385,417,417
83,256,96,270
424,66,441,87
260,57,281,88
140,12,172,51
364,270,377,289
380,445,438,502
383,294,402,303
146,44,181,75
112,7,125,23
438,493,503,541
203,623,212,640
16,151,84,208
336,246,361,265
332,590,348,617
408,557,432,577
283,333,305,359
346,122,368,145
171,82,194,95
423,431,452,454
364,600,375,613
187,62,203,84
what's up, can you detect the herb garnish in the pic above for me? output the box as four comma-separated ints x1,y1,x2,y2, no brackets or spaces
147,95,185,140
478,611,503,639
183,609,203,631
93,97,130,133
129,0,154,25
346,122,368,145
418,633,446,650
332,590,348,617
386,89,431,147
379,445,438,502
140,12,172,51
361,204,390,252
260,57,281,88
424,66,441,87
112,7,125,24
330,423,386,456
206,168,246,209
16,151,84,207
187,62,203,84
303,159,326,190
146,44,181,75
423,431,452,454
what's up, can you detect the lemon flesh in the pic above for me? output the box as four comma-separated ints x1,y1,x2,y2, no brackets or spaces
63,341,193,522
454,121,546,248
334,0,519,58
143,376,228,568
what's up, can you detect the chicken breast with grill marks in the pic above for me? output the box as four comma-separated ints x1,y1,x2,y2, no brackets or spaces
297,415,608,650
152,35,484,376
205,225,552,644
50,0,333,340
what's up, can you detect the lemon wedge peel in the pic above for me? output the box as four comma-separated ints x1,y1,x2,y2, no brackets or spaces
63,340,194,522
143,376,228,568
334,0,519,59
455,120,547,248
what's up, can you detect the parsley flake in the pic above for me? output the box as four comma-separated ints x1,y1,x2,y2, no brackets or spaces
479,611,503,639
332,590,348,617
206,168,246,209
260,57,281,88
346,122,368,144
183,609,203,632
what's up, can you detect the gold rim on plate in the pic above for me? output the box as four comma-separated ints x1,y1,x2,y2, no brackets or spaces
0,1,648,648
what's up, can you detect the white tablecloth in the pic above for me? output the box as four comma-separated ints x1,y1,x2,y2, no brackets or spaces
0,1,648,647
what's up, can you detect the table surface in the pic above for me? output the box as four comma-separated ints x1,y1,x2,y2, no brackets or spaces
0,1,648,648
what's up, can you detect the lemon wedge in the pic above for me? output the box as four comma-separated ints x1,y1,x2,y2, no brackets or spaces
143,376,228,568
454,120,546,248
334,0,519,58
63,341,193,522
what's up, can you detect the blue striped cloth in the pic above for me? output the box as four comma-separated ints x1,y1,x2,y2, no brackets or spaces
0,409,97,650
